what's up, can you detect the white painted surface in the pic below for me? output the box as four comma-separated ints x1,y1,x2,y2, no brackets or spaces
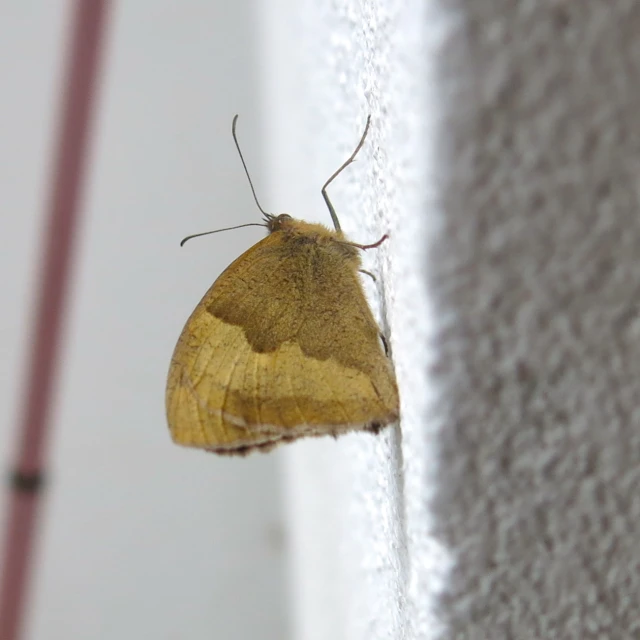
261,1,640,639
260,1,453,639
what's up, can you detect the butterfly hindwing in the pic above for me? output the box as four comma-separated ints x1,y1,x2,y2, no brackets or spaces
166,223,399,454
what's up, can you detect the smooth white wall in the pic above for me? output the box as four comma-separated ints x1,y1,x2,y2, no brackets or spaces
0,2,290,639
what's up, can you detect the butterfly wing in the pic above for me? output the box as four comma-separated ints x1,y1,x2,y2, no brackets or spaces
166,230,399,454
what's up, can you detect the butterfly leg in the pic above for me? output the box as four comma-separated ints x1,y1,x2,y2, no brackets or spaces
380,333,390,357
359,269,376,281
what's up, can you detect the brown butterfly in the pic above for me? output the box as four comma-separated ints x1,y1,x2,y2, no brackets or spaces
166,116,399,454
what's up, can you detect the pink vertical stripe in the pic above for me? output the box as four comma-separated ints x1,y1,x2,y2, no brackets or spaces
0,2,110,639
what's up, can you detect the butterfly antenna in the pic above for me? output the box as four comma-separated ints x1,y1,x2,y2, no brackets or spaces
179,222,267,247
321,115,371,232
232,115,273,222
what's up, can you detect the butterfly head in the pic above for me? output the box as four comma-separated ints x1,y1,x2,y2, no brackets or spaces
264,213,294,233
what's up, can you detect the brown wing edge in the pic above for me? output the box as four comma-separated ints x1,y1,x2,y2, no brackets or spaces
203,417,394,456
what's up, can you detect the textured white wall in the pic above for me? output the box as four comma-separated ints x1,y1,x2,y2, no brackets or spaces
260,1,453,639
0,2,289,639
262,1,640,639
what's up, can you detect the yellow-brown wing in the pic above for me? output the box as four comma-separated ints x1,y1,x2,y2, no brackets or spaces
166,230,399,454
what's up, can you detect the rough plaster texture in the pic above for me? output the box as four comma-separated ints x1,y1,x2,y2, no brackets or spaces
264,0,640,638
432,1,640,637
262,1,452,639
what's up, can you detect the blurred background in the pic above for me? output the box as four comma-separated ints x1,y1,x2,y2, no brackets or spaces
0,2,291,638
